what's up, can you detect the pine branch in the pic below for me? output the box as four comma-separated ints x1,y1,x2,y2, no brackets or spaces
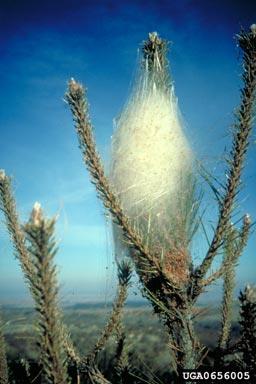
0,171,35,282
201,214,251,287
23,203,70,384
113,331,130,384
208,215,250,366
0,315,8,384
239,285,256,379
65,79,182,304
65,82,158,272
142,32,171,92
191,25,256,298
62,326,81,384
218,225,239,351
63,327,81,365
84,261,132,366
0,172,78,380
142,32,168,71
87,366,112,384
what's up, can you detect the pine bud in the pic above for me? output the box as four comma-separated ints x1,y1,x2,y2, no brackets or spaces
0,169,6,182
30,201,43,227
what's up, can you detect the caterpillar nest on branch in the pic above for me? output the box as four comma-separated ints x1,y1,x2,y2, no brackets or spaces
109,32,196,285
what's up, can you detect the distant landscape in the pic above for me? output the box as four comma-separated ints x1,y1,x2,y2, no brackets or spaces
2,301,241,377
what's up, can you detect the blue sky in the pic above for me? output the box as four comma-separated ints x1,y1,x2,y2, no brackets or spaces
0,0,255,305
